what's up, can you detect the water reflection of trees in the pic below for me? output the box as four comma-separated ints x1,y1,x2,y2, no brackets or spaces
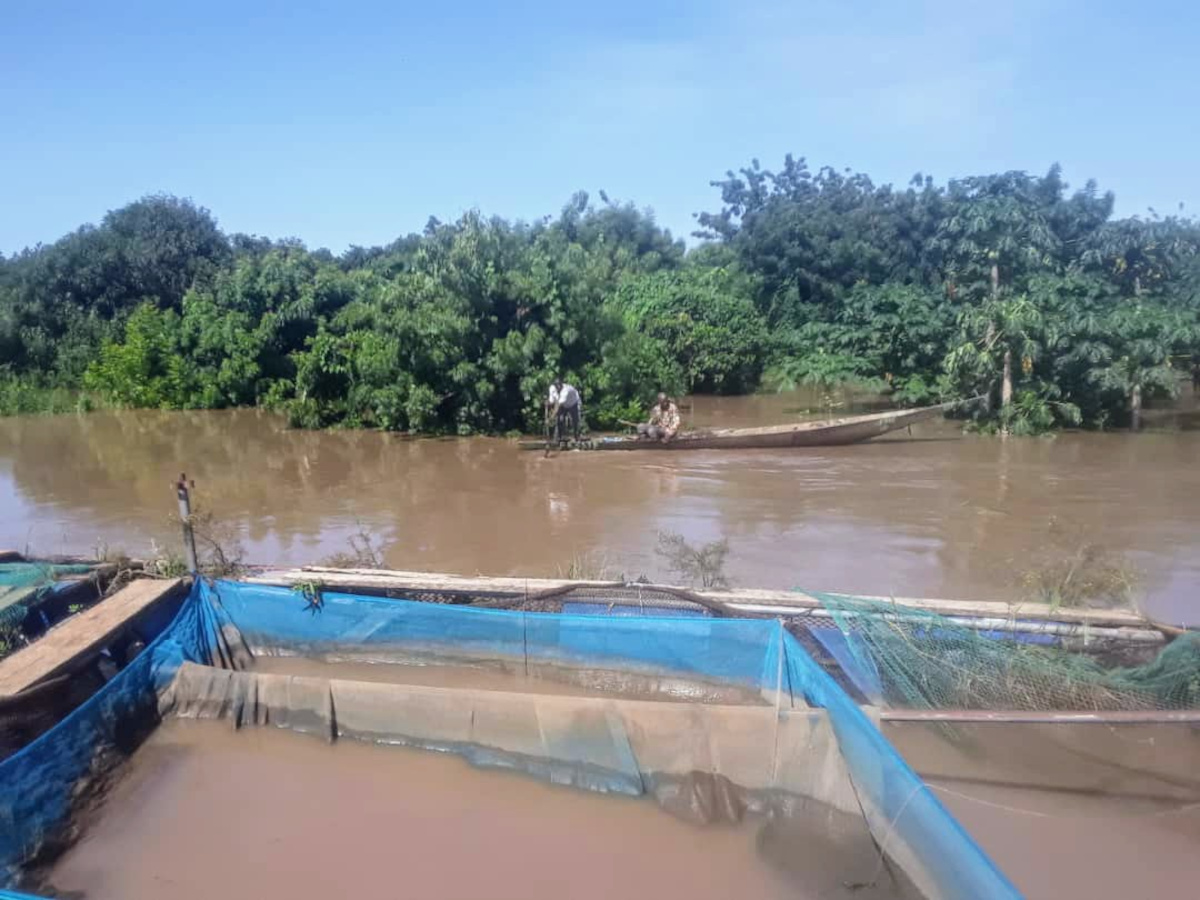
929,432,1192,609
0,410,658,572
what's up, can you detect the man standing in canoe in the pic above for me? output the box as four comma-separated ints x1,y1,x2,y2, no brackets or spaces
637,393,680,443
547,377,582,442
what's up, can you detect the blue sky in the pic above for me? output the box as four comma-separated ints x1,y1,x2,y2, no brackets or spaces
1,0,1195,253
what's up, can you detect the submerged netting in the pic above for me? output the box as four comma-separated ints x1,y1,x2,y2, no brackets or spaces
814,591,1200,711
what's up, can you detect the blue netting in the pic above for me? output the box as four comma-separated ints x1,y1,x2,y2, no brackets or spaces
208,581,1018,896
785,631,1019,899
1,580,1021,898
807,625,885,703
215,583,528,660
0,587,218,885
215,582,783,691
527,612,784,688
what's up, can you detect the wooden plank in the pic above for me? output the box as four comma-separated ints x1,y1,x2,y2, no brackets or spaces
243,566,1155,629
0,577,187,697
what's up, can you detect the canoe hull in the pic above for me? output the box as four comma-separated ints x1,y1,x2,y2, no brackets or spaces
519,403,950,452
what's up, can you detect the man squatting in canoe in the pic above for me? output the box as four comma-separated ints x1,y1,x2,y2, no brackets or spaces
637,393,681,443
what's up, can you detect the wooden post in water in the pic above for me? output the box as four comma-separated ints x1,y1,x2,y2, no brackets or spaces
175,473,199,574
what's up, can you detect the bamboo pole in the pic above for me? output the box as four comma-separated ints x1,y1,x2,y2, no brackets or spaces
174,474,199,575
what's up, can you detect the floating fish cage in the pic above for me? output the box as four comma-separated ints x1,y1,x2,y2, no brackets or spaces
0,580,1020,899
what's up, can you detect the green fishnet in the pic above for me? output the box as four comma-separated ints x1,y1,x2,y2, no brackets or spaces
811,591,1200,711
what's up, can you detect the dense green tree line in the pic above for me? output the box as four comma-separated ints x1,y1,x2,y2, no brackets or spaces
699,159,1200,431
3,160,1199,434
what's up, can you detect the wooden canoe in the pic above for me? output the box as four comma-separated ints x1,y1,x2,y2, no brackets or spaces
518,401,955,452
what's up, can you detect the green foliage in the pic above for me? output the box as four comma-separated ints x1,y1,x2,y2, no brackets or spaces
998,389,1081,436
581,330,685,429
3,165,1200,434
145,543,189,579
611,267,767,393
84,303,194,407
0,195,226,381
0,371,96,416
0,623,24,661
701,157,1200,430
764,345,881,394
1082,300,1187,418
293,579,325,611
764,283,955,402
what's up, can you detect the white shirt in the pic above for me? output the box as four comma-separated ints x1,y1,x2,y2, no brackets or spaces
548,383,580,409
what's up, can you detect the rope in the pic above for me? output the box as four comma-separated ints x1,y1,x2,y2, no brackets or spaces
928,782,1200,820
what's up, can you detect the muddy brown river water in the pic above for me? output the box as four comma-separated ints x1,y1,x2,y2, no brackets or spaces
886,720,1200,898
5,393,1200,898
1,391,1197,622
44,719,889,900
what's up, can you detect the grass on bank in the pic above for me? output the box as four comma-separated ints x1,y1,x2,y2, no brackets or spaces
0,374,100,417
